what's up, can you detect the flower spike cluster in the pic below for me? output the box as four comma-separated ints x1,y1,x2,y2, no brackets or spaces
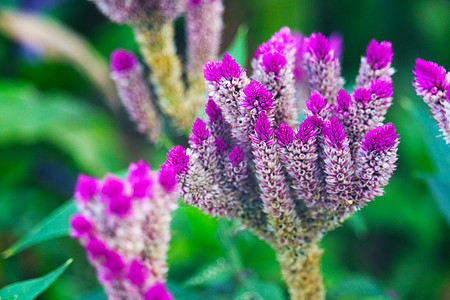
413,58,450,144
71,160,178,300
165,27,398,300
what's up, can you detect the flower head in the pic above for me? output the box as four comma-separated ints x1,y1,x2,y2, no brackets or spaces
366,39,393,70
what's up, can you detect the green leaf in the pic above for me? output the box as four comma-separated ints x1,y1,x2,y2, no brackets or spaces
0,258,72,300
2,200,77,258
423,175,450,225
234,279,285,300
0,80,125,175
183,257,233,288
328,275,392,300
225,26,248,68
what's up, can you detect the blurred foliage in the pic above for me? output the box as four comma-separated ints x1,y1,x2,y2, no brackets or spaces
0,0,449,299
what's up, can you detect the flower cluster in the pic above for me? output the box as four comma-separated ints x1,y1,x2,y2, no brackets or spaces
111,49,161,142
92,0,224,129
164,27,399,299
413,58,450,144
71,160,178,300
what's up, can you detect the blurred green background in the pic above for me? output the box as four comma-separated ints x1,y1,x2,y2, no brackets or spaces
0,0,449,299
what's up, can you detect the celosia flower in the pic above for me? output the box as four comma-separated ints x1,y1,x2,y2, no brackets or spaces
111,49,161,141
71,160,178,300
413,58,450,144
165,27,399,299
356,39,394,87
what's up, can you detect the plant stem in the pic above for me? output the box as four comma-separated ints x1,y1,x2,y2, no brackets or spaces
277,242,325,300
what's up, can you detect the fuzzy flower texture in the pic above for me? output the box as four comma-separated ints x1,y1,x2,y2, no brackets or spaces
71,160,178,300
165,28,399,299
413,58,450,144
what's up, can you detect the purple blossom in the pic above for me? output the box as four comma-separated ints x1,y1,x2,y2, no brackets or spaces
413,58,450,144
306,33,331,62
296,115,321,143
322,116,346,148
276,123,294,146
145,282,173,300
189,118,210,147
71,161,178,299
361,123,399,152
221,52,244,80
165,146,189,174
205,97,223,122
111,49,161,141
75,175,99,203
261,52,287,74
242,81,276,114
229,146,245,166
366,39,393,70
329,32,343,59
335,89,352,113
215,137,228,153
370,77,393,98
353,87,372,103
254,112,274,142
203,60,223,82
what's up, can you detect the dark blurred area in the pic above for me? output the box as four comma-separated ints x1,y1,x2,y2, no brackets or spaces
0,0,449,299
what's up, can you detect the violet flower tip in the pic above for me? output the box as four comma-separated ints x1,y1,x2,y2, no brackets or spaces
361,123,399,152
111,49,138,72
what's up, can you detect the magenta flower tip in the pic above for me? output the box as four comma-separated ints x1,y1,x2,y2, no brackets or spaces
221,52,243,79
336,89,352,110
128,160,151,181
229,146,245,166
413,58,447,94
104,249,126,275
128,259,150,286
361,123,399,152
366,39,393,70
296,115,321,142
307,32,331,61
242,80,275,112
254,112,274,141
306,90,327,114
70,213,93,238
329,32,343,59
86,237,108,258
108,194,132,216
165,145,189,174
111,49,138,72
101,175,125,200
158,166,178,193
203,60,223,82
75,174,99,202
215,137,227,153
276,123,294,146
353,87,372,103
322,116,346,148
190,118,210,146
370,78,393,98
261,52,287,74
205,98,223,122
145,282,173,300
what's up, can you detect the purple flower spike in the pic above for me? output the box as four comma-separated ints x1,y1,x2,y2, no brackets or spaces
361,123,399,152
75,175,99,203
108,194,132,217
307,91,326,113
357,39,394,87
366,39,393,70
128,160,151,181
276,123,294,146
165,145,190,174
370,78,393,98
254,112,274,142
242,80,276,113
203,60,223,82
353,87,372,103
307,32,331,61
205,97,223,122
296,115,321,142
70,213,93,238
413,58,447,95
229,146,245,166
101,175,125,200
111,49,137,72
323,116,346,148
221,52,244,80
158,167,178,193
128,259,150,286
189,118,210,147
145,282,173,300
261,52,287,74
336,89,352,111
